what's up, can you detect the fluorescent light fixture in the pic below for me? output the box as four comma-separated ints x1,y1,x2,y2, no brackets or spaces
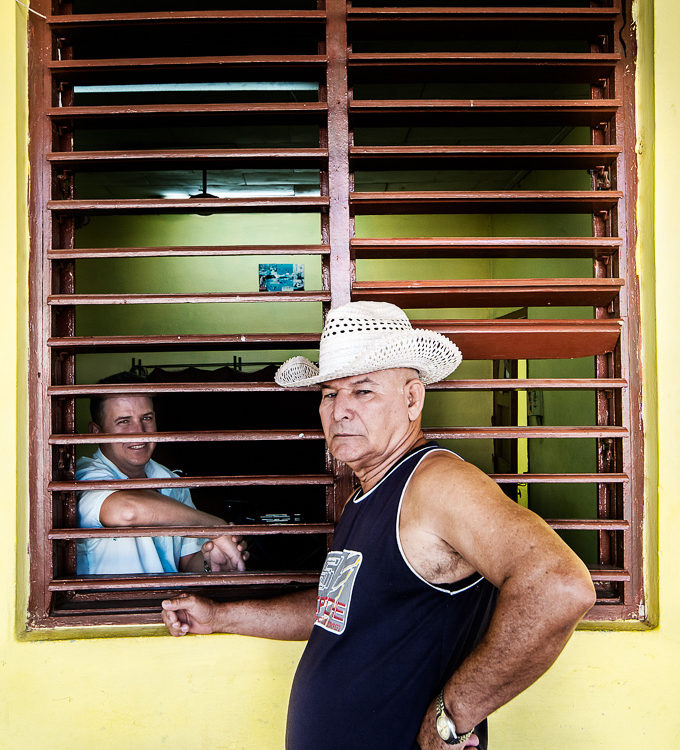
161,191,193,200
160,187,320,199
201,187,297,198
159,188,295,199
74,82,318,94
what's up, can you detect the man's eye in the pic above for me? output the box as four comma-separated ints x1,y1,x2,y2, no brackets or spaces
322,392,336,400
356,390,372,396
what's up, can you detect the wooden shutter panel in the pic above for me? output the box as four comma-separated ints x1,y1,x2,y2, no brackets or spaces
30,2,340,626
344,0,639,622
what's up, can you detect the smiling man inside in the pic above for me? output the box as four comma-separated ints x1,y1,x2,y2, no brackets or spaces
161,302,595,750
77,373,247,576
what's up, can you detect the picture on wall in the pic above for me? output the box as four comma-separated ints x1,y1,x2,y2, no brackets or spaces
259,264,305,292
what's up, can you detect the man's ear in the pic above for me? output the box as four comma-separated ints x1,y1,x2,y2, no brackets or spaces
89,421,102,434
405,378,426,421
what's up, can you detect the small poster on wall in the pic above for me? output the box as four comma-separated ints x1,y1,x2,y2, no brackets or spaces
259,264,305,292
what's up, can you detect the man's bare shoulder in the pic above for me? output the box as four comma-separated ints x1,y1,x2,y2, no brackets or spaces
399,450,511,584
403,448,525,546
403,447,580,589
410,449,503,501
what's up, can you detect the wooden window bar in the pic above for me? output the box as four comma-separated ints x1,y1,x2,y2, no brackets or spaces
27,0,641,627
46,11,329,27
47,197,330,213
47,148,330,168
350,145,623,170
351,237,622,259
47,102,330,121
47,244,332,259
45,320,622,359
349,99,622,126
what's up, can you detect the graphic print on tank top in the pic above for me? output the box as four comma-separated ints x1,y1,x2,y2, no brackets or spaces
315,549,362,634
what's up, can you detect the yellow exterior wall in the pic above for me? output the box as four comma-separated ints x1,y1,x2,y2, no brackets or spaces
1,1,678,747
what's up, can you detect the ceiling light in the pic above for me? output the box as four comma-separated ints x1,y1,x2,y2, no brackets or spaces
74,82,318,94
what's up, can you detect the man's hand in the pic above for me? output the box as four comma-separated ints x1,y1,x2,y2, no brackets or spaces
202,534,249,572
417,697,479,750
161,593,217,636
162,588,318,641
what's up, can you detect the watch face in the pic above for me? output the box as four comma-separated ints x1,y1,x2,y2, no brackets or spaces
436,712,452,740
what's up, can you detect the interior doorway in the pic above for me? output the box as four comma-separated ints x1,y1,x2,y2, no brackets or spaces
492,308,528,503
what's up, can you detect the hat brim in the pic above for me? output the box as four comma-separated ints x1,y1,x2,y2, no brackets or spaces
274,329,462,388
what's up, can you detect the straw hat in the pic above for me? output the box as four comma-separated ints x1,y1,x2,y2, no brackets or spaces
274,301,462,388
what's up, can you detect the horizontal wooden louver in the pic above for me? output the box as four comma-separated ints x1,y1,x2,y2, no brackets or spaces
47,102,329,122
350,145,622,170
27,0,641,627
349,99,622,126
351,237,621,259
47,148,330,168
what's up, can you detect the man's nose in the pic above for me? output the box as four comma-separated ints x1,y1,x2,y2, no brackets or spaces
125,418,147,433
332,391,353,420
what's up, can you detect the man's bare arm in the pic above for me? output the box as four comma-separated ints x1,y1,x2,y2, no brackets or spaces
99,491,248,572
406,455,595,746
161,588,318,641
99,489,225,528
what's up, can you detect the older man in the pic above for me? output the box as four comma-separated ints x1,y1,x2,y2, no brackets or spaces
161,303,595,750
77,375,247,575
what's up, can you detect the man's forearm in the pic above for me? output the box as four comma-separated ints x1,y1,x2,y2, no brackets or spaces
162,588,318,640
99,489,224,528
212,588,318,640
441,566,595,733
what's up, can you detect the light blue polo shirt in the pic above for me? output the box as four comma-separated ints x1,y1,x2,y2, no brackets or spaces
76,448,204,574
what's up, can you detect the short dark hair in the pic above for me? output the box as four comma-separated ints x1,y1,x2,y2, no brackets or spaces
90,371,152,426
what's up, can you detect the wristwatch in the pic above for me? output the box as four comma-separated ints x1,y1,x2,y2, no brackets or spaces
435,690,474,746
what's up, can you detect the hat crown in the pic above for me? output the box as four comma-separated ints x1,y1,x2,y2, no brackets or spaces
322,301,411,337
319,302,413,372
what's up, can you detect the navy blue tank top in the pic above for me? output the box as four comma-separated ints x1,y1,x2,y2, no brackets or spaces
286,442,497,750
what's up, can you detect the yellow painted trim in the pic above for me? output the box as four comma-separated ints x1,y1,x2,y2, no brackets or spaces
633,0,659,629
516,359,529,508
10,0,30,639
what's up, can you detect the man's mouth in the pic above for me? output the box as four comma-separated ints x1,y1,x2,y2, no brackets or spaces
125,443,148,450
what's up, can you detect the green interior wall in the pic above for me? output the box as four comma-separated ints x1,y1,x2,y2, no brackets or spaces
489,165,598,562
76,204,599,560
75,212,324,393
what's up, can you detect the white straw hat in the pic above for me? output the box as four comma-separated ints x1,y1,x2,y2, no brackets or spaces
274,301,462,388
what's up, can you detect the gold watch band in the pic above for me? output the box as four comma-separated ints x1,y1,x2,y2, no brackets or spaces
435,690,474,745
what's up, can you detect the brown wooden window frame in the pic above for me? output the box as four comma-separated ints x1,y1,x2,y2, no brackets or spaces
26,0,644,629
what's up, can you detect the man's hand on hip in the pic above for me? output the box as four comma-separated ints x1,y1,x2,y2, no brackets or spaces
417,696,479,750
